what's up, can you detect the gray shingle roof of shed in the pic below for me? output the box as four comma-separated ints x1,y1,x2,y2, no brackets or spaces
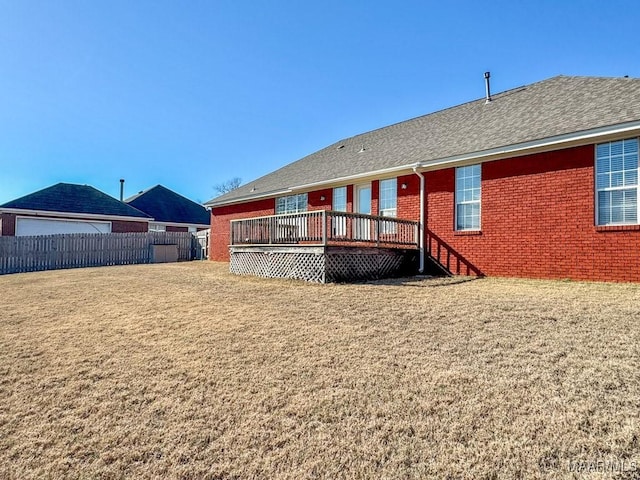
207,75,640,206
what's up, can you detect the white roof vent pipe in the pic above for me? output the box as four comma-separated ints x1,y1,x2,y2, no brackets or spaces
484,71,492,104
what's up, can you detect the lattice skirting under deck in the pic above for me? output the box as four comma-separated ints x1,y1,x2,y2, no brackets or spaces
230,246,418,283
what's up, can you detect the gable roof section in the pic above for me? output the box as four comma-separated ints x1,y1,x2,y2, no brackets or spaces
125,185,210,226
206,75,640,206
0,183,151,219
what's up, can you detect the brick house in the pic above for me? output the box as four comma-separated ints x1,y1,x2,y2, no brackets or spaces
0,183,152,236
205,76,640,282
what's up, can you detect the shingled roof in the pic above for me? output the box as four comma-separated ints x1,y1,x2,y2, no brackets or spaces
125,185,210,226
206,75,640,206
0,183,151,219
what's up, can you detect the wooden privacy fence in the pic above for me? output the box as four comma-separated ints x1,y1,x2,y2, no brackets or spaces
0,232,199,275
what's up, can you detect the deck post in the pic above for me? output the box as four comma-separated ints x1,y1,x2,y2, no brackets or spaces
322,210,327,246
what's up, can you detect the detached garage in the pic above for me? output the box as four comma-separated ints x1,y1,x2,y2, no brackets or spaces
0,183,152,236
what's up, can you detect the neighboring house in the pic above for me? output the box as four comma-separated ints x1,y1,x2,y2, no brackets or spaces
0,183,152,236
125,185,210,233
205,75,640,282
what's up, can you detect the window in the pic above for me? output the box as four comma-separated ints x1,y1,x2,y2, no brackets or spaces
379,178,397,235
455,164,481,230
596,138,639,225
275,193,308,214
332,186,347,212
379,178,397,217
149,223,166,232
332,187,347,236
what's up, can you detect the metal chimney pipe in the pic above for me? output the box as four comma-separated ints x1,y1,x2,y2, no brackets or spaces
484,71,492,103
119,179,125,201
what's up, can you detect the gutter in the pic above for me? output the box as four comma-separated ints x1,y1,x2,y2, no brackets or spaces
412,166,425,273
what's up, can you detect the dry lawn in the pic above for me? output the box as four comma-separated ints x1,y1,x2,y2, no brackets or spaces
1,262,639,479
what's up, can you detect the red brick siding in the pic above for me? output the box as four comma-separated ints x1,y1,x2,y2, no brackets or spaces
166,225,188,233
0,213,16,236
371,180,379,216
111,220,149,233
210,198,275,261
308,188,332,211
397,174,421,222
346,185,354,212
425,144,640,282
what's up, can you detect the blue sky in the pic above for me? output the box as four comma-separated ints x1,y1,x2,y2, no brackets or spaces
1,0,639,204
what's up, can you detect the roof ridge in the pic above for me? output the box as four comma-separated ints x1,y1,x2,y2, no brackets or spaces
329,76,572,146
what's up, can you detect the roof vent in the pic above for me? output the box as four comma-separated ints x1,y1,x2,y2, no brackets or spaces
359,144,366,153
250,186,256,192
337,145,345,150
484,71,492,104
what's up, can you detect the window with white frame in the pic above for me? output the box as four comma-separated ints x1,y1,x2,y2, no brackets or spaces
332,186,347,236
275,193,307,240
149,223,166,232
379,178,397,234
332,186,347,212
275,193,308,214
596,138,639,225
455,164,481,230
379,178,397,217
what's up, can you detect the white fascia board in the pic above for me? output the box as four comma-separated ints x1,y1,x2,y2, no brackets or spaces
0,208,153,223
418,120,640,170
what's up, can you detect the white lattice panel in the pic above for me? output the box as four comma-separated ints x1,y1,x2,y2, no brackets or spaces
231,251,325,282
325,252,404,282
230,247,417,283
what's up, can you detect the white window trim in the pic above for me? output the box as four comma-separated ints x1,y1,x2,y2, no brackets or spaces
379,178,397,218
595,137,640,226
275,193,308,215
332,186,347,212
455,165,482,231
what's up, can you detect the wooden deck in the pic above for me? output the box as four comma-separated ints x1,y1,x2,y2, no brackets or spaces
229,211,419,283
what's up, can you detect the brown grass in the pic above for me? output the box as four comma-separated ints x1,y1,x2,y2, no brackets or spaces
1,262,639,479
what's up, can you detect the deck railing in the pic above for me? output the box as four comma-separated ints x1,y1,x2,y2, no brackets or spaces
230,210,419,248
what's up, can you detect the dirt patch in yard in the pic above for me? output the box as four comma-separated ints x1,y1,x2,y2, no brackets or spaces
1,262,639,479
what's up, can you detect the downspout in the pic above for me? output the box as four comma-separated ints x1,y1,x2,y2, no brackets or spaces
412,166,425,273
